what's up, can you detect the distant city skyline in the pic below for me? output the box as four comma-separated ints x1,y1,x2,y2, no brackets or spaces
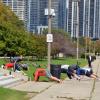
1,0,67,34
1,0,100,39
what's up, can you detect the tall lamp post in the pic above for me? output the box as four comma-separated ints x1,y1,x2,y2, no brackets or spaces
46,0,53,71
85,37,87,60
89,38,91,55
77,1,79,64
72,0,80,64
85,20,88,60
48,0,51,71
45,0,55,71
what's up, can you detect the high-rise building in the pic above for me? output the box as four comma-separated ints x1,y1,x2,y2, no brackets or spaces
83,0,94,38
25,0,48,33
25,0,67,33
79,0,84,37
93,0,100,38
58,0,67,31
67,0,85,38
1,0,26,21
67,0,79,38
67,0,72,36
50,0,59,29
89,0,94,38
67,0,100,39
83,0,90,37
81,0,100,38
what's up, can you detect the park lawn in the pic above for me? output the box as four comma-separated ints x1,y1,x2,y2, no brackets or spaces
0,87,29,100
0,58,7,65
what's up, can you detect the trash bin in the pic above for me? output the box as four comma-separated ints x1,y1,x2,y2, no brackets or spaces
50,64,61,79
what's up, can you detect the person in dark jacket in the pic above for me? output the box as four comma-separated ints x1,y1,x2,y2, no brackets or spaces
87,55,92,68
11,55,23,72
66,64,80,80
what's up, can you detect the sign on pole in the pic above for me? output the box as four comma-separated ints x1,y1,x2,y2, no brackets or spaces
46,34,53,42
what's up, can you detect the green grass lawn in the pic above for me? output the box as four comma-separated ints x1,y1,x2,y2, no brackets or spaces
0,87,30,100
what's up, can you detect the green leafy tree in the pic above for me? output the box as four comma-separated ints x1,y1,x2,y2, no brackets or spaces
0,3,29,56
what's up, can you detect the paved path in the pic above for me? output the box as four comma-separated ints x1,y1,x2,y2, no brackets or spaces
30,57,100,100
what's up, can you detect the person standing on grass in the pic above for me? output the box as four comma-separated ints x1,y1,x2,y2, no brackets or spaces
87,55,92,68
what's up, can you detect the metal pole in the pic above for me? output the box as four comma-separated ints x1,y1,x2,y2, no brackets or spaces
72,0,80,64
89,38,91,55
47,0,51,71
76,1,79,65
85,20,88,60
85,37,87,60
93,41,95,55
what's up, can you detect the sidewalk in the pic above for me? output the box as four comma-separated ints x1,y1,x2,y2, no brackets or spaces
30,57,100,100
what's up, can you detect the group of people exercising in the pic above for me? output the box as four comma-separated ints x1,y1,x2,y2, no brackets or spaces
44,63,99,83
2,55,28,72
48,55,98,83
61,64,98,81
2,55,98,83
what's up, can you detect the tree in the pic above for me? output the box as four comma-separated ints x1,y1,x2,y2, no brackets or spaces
43,29,78,58
32,35,47,60
0,3,30,56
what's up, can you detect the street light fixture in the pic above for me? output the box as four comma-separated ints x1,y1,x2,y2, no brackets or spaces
85,37,88,60
47,0,52,71
89,38,91,55
72,0,80,64
85,20,88,60
46,0,55,71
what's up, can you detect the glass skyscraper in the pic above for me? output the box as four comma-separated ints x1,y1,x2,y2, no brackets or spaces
93,0,100,38
25,0,48,33
58,0,67,31
67,0,72,36
67,0,100,39
26,0,67,33
1,0,26,21
67,0,79,38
